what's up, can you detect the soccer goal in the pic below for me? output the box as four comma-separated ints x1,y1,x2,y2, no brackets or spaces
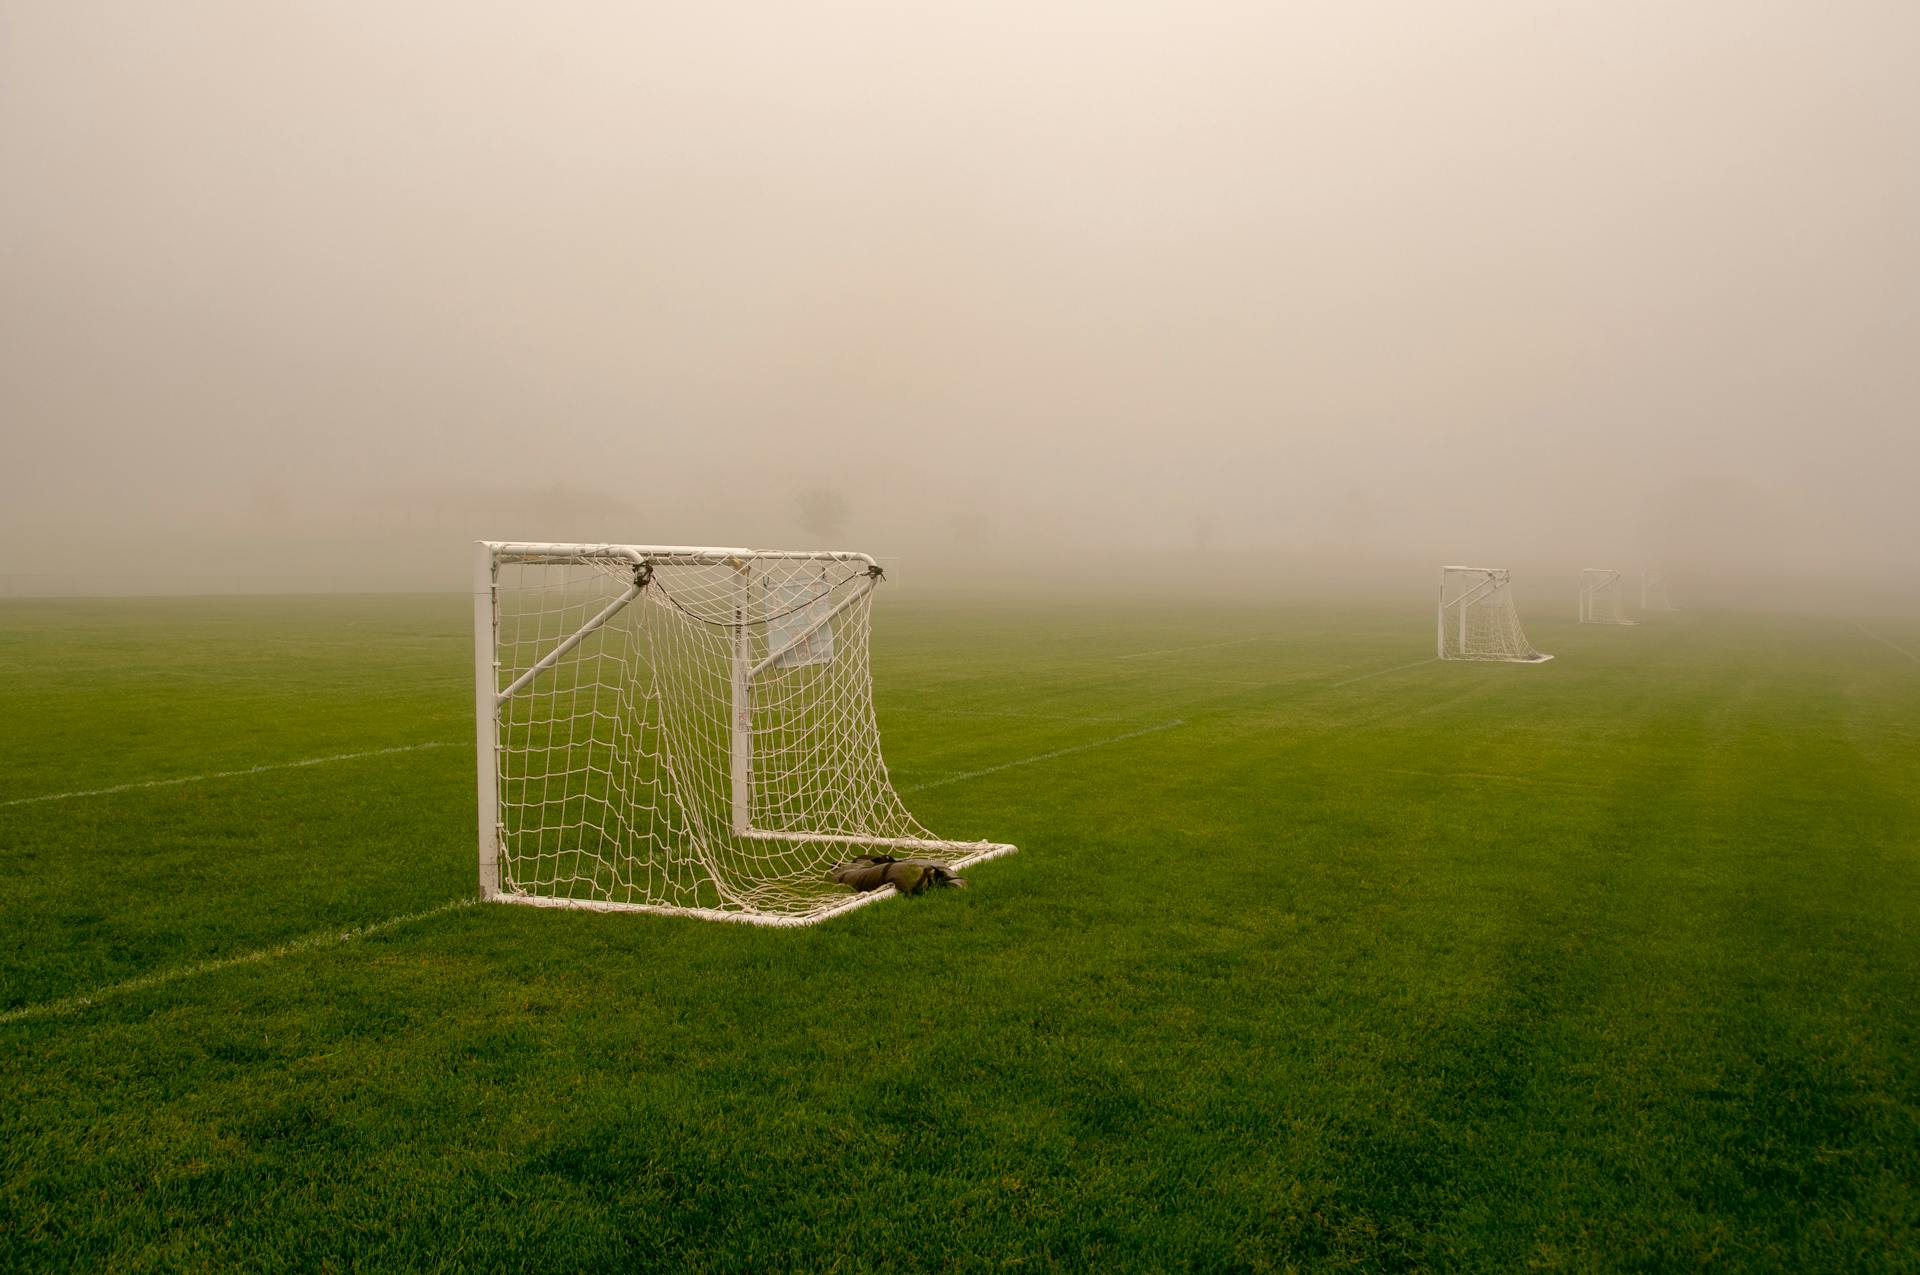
1641,570,1680,612
1578,568,1636,625
472,542,1016,926
1437,566,1553,663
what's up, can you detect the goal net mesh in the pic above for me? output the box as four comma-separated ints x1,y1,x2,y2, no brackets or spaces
1439,567,1551,662
482,546,1010,924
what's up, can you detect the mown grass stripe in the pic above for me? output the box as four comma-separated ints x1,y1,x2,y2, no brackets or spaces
1,741,459,807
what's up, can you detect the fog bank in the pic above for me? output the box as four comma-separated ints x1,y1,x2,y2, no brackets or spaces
3,2,1916,609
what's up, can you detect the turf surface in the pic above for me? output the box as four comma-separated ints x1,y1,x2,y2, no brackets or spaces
2,593,1917,1270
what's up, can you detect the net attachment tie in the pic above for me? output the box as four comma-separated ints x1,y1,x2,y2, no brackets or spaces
633,561,655,590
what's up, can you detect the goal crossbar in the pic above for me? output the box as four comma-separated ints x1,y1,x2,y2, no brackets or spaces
491,542,878,568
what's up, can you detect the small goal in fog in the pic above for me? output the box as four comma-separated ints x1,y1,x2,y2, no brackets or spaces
1641,570,1680,612
1437,566,1553,663
1578,568,1636,626
473,542,1016,926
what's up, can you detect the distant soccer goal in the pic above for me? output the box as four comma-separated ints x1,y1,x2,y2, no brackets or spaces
1578,568,1636,625
1641,570,1680,612
472,542,1016,926
1437,566,1553,663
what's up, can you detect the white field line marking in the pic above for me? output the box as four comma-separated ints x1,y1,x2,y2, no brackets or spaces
117,668,467,685
1115,637,1267,661
1328,658,1437,688
0,898,477,1026
1,741,459,808
1380,767,1597,793
1172,675,1286,688
1855,624,1919,664
904,719,1186,793
903,706,1136,724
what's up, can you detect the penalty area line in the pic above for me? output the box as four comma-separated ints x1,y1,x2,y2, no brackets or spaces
904,719,1187,793
1327,658,1437,688
1855,623,1919,665
0,897,478,1026
2,741,460,808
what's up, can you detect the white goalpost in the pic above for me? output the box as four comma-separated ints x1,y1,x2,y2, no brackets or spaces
473,542,1016,926
1641,570,1680,612
1578,568,1636,625
1437,566,1553,663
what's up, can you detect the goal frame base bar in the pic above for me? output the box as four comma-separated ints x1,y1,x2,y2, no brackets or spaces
733,830,1012,852
488,841,1018,928
1446,652,1555,664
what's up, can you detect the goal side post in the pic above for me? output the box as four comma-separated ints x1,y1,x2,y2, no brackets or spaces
730,562,752,835
472,540,500,901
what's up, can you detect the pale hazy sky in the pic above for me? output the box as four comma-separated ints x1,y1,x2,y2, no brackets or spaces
2,1,1916,590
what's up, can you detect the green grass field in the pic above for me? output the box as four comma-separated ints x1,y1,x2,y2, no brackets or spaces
3,593,1917,1271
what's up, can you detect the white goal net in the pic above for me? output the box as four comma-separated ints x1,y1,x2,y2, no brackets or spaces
1578,568,1636,625
1437,566,1553,663
473,542,1015,926
1641,570,1680,612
